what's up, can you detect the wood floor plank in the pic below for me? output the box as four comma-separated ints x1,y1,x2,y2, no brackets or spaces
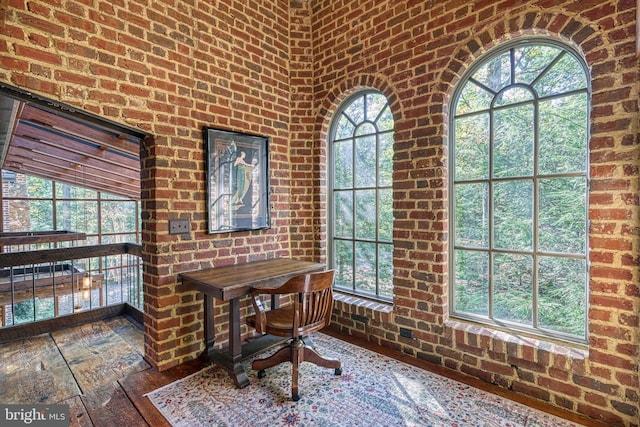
61,395,92,427
0,333,80,404
104,316,144,355
52,320,150,393
82,380,148,427
166,357,210,379
119,368,179,427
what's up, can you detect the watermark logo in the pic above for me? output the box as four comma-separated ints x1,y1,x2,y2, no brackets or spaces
0,405,69,426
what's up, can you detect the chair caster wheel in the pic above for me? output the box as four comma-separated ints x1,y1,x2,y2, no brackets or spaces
335,367,342,375
292,393,300,401
257,370,266,379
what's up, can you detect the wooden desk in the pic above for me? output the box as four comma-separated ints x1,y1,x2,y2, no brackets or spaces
180,258,325,388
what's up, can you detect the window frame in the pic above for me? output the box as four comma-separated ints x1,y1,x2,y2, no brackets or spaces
1,171,141,247
327,90,394,303
448,37,591,344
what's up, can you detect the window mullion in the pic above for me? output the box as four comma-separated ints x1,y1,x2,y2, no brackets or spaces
375,132,380,297
488,108,495,321
532,97,540,329
351,131,357,294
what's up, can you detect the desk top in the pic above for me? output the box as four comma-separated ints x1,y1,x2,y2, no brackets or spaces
180,258,326,300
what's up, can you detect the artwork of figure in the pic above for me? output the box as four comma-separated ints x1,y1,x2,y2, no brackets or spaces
206,127,269,234
231,150,257,210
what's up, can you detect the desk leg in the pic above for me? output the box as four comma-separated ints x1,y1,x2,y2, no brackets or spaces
200,296,250,388
202,294,215,355
227,297,249,388
202,296,279,389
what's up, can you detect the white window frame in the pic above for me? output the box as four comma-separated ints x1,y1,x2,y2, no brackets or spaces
449,38,590,344
328,90,394,302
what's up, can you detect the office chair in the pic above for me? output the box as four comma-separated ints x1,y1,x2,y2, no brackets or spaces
247,270,342,401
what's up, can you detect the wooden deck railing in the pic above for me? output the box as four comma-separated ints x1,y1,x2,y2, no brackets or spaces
0,243,142,328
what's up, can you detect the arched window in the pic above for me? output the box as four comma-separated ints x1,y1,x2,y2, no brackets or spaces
328,91,394,301
450,39,590,343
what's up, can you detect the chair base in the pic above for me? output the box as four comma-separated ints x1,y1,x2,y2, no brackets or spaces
252,336,341,401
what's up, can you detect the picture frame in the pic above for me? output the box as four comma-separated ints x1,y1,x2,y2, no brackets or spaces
204,127,270,234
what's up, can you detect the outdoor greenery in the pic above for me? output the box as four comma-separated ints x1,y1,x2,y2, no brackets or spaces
331,92,394,300
3,173,139,241
452,42,589,340
2,172,142,325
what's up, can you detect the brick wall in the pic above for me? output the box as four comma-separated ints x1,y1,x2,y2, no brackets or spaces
0,0,298,370
309,1,639,426
136,0,298,369
0,0,638,425
288,1,320,260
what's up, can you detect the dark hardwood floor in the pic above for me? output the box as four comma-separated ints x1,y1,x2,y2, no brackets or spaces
0,315,606,426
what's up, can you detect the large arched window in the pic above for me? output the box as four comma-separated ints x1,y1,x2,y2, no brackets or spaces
450,39,590,343
328,91,394,302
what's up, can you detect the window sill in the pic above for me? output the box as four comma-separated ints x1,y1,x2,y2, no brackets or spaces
445,319,589,359
333,292,393,313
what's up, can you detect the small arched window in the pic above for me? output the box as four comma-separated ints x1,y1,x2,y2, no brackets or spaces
328,91,394,301
450,39,590,343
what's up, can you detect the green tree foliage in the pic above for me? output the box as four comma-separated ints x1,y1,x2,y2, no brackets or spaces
2,172,142,325
332,92,394,300
453,42,588,340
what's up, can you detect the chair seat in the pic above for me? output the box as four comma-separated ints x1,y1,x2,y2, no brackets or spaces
248,305,327,338
247,305,296,337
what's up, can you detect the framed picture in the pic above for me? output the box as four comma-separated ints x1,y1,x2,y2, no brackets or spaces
204,127,270,234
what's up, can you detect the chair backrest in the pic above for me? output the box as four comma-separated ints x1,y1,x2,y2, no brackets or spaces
279,269,335,337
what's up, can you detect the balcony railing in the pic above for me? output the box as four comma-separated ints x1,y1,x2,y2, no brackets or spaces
0,243,142,328
0,230,87,252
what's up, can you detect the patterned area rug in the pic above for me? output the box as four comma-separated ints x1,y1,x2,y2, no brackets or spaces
146,333,580,427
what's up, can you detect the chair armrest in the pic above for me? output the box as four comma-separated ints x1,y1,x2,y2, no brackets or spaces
250,290,268,334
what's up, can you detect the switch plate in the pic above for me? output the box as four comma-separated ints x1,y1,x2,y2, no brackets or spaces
169,219,190,235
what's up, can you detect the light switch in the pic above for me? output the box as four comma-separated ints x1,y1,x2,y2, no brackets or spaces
169,219,190,235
